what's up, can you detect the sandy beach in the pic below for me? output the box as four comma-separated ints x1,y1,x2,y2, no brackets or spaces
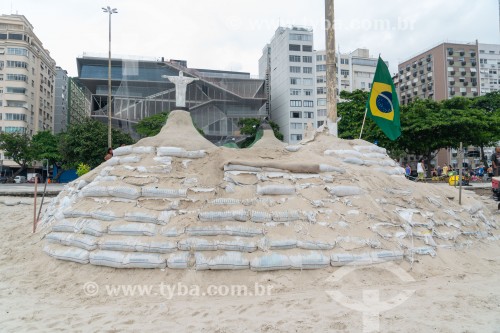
0,195,499,333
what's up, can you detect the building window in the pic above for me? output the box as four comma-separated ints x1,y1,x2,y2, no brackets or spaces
317,120,325,127
6,60,29,69
303,67,312,74
317,76,326,83
303,89,312,96
303,100,314,107
4,126,26,133
4,113,26,121
289,34,312,41
317,109,327,117
361,82,366,89
316,64,326,72
290,134,303,141
304,111,314,118
6,74,28,82
290,89,301,96
302,56,312,63
7,47,29,57
289,55,301,62
0,74,3,81
317,87,326,94
289,44,301,51
6,87,26,94
341,69,350,76
290,122,303,130
340,58,349,64
317,98,326,106
290,111,302,118
290,66,301,73
302,45,312,52
303,78,313,85
290,100,302,107
316,54,325,61
290,77,301,85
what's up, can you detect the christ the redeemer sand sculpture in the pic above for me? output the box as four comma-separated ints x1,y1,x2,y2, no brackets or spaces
162,71,198,109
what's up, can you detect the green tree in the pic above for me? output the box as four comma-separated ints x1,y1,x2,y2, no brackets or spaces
59,119,134,169
31,131,62,166
0,132,33,178
134,112,169,137
237,118,284,148
470,91,500,166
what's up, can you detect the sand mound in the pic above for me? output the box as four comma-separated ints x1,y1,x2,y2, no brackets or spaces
39,110,500,270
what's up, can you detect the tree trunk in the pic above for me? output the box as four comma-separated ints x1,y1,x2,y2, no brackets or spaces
480,145,488,168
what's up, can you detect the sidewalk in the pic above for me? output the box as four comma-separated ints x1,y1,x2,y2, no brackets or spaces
0,183,66,197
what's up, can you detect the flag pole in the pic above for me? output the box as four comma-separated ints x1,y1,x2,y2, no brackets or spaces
359,107,368,139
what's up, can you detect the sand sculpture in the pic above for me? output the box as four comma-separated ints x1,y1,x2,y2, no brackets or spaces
39,110,499,270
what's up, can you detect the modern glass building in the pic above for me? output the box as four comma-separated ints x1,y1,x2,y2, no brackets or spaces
76,55,267,143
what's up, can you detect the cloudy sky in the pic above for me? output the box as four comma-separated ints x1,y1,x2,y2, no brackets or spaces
4,0,499,77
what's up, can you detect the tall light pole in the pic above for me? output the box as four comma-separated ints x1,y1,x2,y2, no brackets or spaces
102,6,117,148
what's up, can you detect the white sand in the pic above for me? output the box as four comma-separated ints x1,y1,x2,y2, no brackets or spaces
1,196,499,332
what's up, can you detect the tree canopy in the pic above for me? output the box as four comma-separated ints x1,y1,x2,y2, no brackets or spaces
337,90,500,167
134,112,169,137
59,119,134,169
0,132,33,177
237,118,284,148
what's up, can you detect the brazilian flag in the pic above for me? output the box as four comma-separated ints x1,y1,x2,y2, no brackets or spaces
366,56,401,140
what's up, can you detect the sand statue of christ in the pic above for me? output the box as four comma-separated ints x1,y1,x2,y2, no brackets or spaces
162,71,198,109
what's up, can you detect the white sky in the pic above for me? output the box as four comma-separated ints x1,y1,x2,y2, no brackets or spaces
4,0,500,77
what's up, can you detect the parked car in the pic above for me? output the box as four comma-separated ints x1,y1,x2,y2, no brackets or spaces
14,176,27,183
28,175,43,183
0,176,8,184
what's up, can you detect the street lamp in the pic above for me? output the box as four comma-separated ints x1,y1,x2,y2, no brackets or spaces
102,6,118,148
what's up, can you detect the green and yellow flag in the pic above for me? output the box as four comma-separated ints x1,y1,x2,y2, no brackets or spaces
366,56,401,140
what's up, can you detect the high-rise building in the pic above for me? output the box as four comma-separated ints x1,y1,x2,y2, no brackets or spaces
54,67,68,133
396,41,480,105
478,43,500,95
54,66,92,134
259,26,383,143
0,14,56,167
259,26,316,144
315,48,379,128
76,54,267,143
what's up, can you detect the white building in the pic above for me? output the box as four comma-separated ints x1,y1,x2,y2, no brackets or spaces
259,26,316,144
478,43,500,95
0,15,56,166
315,48,379,127
259,26,382,143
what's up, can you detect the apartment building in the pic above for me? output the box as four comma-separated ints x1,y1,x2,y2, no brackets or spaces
396,41,480,105
258,26,316,144
315,48,379,128
478,43,500,95
0,14,56,166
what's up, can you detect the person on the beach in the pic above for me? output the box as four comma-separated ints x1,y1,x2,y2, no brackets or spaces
104,147,113,161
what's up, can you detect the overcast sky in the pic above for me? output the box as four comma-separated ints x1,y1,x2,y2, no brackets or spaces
4,0,499,77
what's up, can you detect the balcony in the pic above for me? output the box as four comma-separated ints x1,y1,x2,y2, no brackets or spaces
461,92,466,96
450,90,455,95
418,60,423,65
470,51,476,57
426,55,432,62
412,62,417,68
399,69,404,74
471,61,476,66
448,60,454,65
463,81,468,86
472,81,477,86
461,61,466,66
448,49,454,55
412,71,417,77
459,50,465,56
449,81,455,85
473,92,478,96
419,69,424,74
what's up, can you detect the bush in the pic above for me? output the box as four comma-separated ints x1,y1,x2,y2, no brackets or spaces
76,163,91,177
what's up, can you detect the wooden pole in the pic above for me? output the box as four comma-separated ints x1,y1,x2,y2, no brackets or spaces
325,0,338,136
33,176,38,233
459,142,463,205
359,108,368,139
